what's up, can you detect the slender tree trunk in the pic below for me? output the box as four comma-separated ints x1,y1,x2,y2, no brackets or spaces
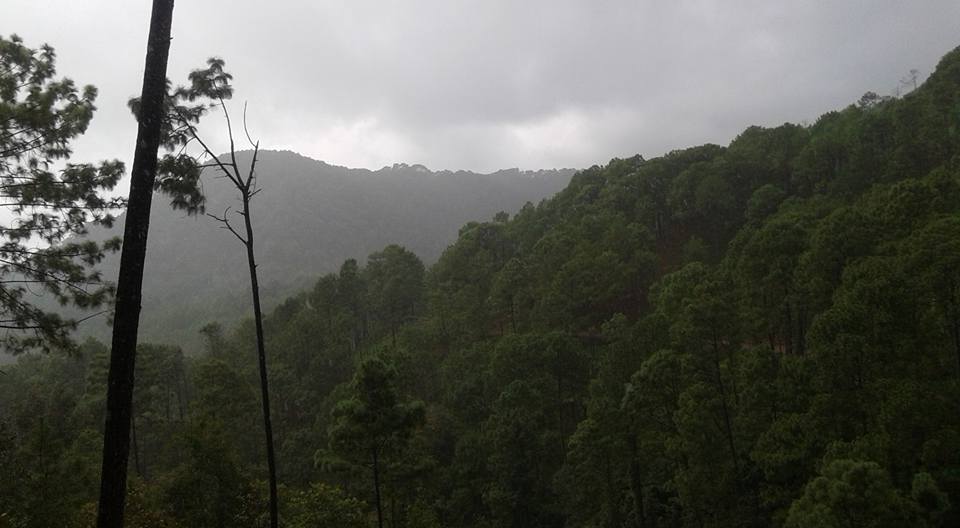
949,290,960,380
953,313,960,380
240,192,279,528
628,435,646,528
603,448,623,528
797,303,808,355
164,385,170,421
373,449,385,528
782,297,793,356
711,331,739,475
97,2,174,526
390,495,398,528
175,371,185,421
38,416,46,508
131,414,142,477
556,344,566,456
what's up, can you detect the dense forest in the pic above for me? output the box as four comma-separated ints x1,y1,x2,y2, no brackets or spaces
3,35,960,528
67,151,571,351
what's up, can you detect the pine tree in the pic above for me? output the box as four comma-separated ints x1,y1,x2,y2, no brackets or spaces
327,357,426,528
0,34,124,353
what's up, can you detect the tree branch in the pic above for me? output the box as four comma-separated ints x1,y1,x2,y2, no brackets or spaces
206,207,247,245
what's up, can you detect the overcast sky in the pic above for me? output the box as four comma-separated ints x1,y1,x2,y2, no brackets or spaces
6,1,960,175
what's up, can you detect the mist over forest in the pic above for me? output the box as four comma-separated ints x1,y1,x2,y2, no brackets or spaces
74,151,572,349
2,2,960,528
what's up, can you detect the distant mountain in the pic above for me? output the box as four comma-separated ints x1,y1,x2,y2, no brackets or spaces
77,150,573,350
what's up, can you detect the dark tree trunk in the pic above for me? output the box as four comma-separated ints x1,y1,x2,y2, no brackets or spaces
38,417,46,507
603,447,623,528
175,370,185,421
796,302,808,355
711,331,739,475
96,1,174,526
131,414,142,477
782,297,793,356
373,449,385,528
556,344,566,456
949,289,960,380
953,311,960,380
240,192,279,528
628,436,646,528
390,495,398,528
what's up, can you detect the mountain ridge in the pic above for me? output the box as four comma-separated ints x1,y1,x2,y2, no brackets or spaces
73,150,574,350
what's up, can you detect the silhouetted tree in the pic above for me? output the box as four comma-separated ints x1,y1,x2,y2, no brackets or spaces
97,1,175,526
147,60,280,526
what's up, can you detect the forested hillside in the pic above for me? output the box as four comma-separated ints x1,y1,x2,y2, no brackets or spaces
3,45,960,527
74,152,572,349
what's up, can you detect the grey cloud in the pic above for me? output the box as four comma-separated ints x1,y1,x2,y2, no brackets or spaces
5,0,959,174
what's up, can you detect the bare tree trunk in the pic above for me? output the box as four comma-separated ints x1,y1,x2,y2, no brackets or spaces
240,191,279,528
97,1,174,526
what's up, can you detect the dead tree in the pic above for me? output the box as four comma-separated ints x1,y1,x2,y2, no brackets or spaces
187,103,279,528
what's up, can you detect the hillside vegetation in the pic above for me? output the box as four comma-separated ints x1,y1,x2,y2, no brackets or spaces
75,153,572,349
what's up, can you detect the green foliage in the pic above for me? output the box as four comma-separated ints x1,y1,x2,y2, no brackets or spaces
128,57,234,215
784,459,932,528
286,482,367,528
325,356,427,526
327,356,426,465
0,34,125,353
365,245,426,344
160,422,257,528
